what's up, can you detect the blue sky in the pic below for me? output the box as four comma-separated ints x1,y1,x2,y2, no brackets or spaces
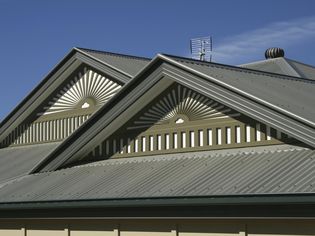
0,0,315,120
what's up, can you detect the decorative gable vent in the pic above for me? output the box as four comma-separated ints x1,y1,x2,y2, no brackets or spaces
84,84,295,161
128,84,240,130
40,67,121,116
1,67,122,147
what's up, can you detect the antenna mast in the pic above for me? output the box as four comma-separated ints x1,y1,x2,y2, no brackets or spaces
190,36,213,62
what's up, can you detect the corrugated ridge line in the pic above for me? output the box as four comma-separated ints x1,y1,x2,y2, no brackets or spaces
166,54,315,84
77,47,151,61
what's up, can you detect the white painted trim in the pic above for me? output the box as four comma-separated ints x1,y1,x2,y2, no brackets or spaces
199,130,204,147
226,127,231,144
246,125,251,143
182,132,186,148
236,126,241,144
217,128,222,145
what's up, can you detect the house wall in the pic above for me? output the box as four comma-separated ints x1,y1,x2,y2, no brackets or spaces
0,219,315,236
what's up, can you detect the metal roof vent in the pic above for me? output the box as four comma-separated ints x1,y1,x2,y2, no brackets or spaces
265,47,285,59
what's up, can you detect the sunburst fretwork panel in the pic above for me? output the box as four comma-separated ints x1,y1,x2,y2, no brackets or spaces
40,67,122,116
1,67,122,147
84,84,296,161
129,84,240,130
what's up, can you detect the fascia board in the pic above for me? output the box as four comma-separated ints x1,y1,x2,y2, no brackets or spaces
1,194,315,210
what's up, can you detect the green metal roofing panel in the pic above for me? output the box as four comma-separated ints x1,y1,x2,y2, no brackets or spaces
77,48,150,77
240,57,315,80
163,55,315,126
286,58,315,80
0,143,59,184
0,145,314,203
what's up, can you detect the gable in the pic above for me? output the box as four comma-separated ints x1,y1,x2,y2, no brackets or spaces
1,66,122,147
168,55,315,127
0,48,137,148
129,84,241,129
31,55,315,173
40,67,121,116
68,83,296,164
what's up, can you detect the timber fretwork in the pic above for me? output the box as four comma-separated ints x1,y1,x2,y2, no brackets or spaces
86,84,295,161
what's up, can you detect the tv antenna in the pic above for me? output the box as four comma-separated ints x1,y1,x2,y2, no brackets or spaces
190,36,213,62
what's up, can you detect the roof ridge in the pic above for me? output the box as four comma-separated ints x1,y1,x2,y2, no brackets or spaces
76,47,152,61
286,57,315,69
162,53,315,84
240,57,281,67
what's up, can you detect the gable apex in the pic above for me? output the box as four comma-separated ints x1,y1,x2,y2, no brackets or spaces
129,83,241,130
40,67,122,116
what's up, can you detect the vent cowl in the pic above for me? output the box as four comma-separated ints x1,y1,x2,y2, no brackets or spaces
265,48,285,59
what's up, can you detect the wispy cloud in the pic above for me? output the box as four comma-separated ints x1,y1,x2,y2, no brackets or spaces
213,16,315,64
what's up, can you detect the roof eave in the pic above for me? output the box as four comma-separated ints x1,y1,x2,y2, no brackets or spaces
1,194,315,210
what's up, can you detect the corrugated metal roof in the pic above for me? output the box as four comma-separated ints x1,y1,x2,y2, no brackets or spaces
163,55,315,125
240,57,315,80
0,145,314,203
78,48,150,77
286,58,315,80
240,57,301,78
0,143,59,184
